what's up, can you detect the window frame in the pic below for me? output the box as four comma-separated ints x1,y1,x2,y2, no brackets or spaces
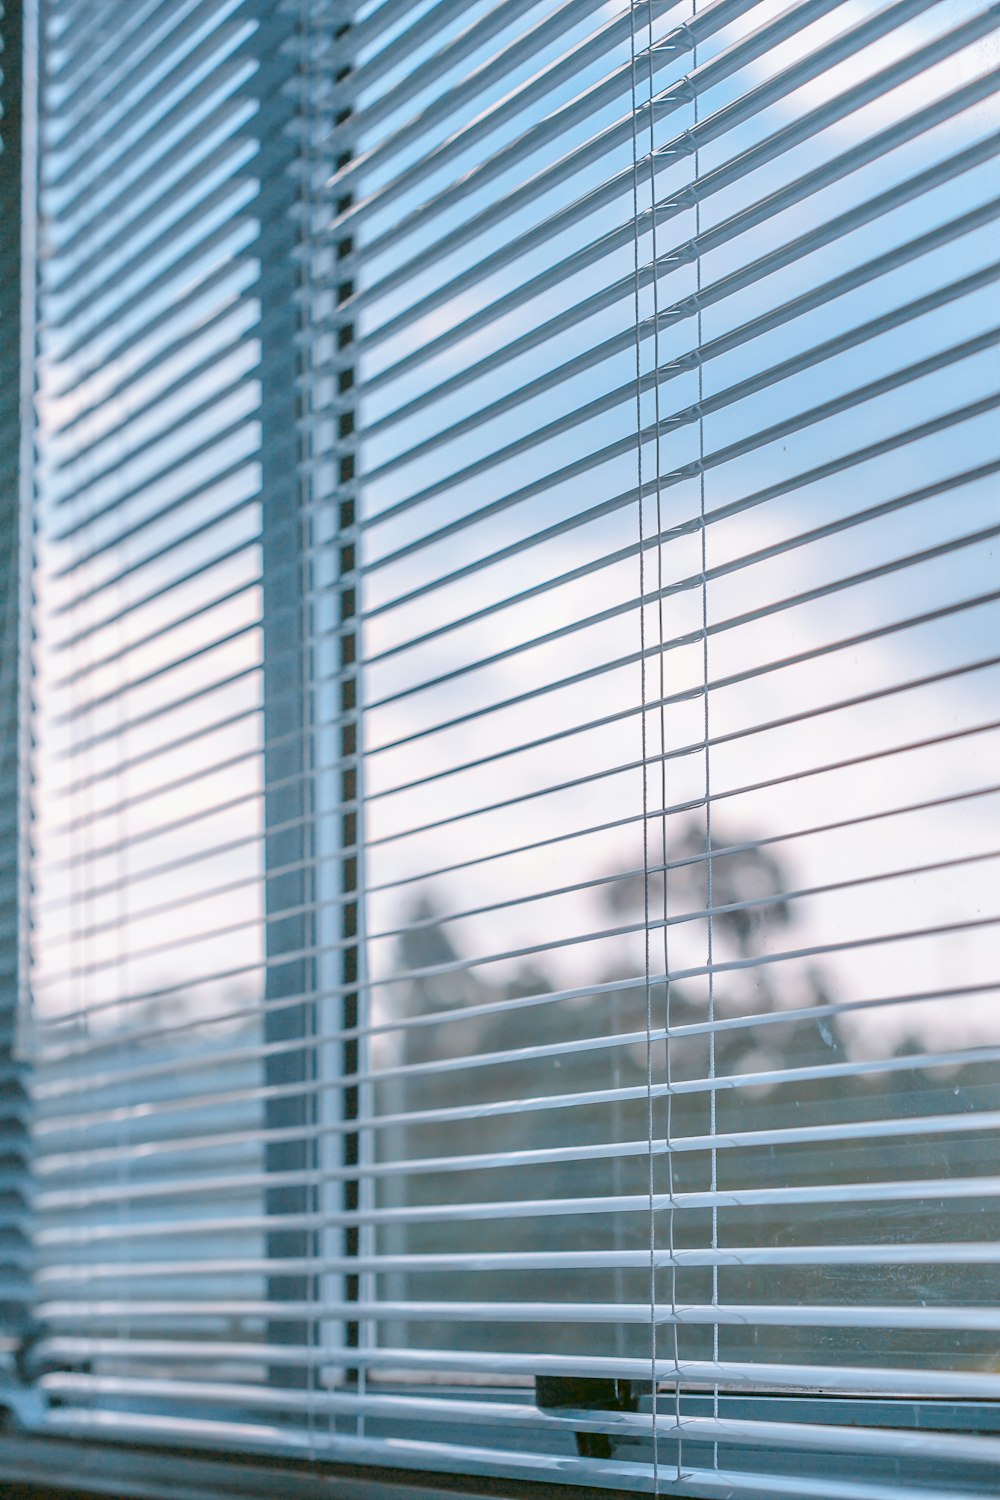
3,1,1000,1495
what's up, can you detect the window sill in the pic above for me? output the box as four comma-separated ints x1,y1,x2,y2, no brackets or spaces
0,1430,632,1500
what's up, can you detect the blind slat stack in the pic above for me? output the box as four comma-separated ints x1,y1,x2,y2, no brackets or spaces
16,1,1000,1496
0,0,35,1380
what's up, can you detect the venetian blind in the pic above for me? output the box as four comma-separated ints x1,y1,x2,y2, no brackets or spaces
20,0,1000,1497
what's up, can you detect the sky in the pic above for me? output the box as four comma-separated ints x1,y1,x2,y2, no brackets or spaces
26,0,1000,1078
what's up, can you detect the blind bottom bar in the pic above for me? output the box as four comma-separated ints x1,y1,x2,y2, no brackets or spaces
34,1380,1000,1467
34,1408,1000,1500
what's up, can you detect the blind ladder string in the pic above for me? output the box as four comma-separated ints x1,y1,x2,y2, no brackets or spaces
690,1,721,1467
640,0,682,1482
296,0,319,1457
627,5,658,1489
113,337,133,1418
93,368,130,1409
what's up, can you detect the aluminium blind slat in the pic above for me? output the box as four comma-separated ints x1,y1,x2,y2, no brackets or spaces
28,0,304,1445
36,771,1000,952
27,1339,1000,1394
26,846,1000,1018
344,0,556,128
50,1378,1000,1461
45,10,256,191
363,195,1000,481
364,391,1000,620
357,63,1000,402
362,137,1000,444
48,62,259,275
35,822,998,975
28,1415,996,1500
29,1099,1000,1204
48,569,260,683
48,492,263,621
27,706,1000,1022
345,6,997,358
27,814,1000,997
48,537,261,653
31,1037,1000,1144
43,258,260,442
56,388,1000,706
21,1424,1000,1500
23,1383,1000,1488
31,1239,1000,1281
337,0,950,289
334,0,774,242
359,624,1000,814
42,230,260,404
30,963,1000,1083
345,0,544,99
40,737,995,923
27,1177,1000,1247
26,704,1000,1023
30,865,1000,1091
45,307,262,481
48,11,251,207
333,0,686,194
44,0,241,129
31,1300,1000,1336
361,514,1000,719
31,828,1000,1074
363,325,1000,565
40,201,260,372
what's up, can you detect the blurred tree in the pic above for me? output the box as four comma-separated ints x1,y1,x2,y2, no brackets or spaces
373,819,997,1373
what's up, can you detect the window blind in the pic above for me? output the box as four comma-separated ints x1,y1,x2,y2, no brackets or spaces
14,0,1000,1496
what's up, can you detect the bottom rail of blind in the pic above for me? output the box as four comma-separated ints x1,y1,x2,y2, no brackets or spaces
5,1393,1000,1500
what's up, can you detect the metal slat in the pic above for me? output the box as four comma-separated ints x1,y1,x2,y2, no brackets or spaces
342,0,946,295
348,4,993,349
31,709,1000,1033
33,1238,1000,1283
358,64,1000,398
29,1163,1000,1244
33,1030,1000,1142
31,1102,1000,1206
30,833,1000,1022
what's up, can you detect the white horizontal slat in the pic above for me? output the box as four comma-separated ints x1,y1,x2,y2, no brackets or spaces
30,1408,1000,1500
366,323,1000,566
32,1164,1000,1244
343,0,951,304
335,0,808,249
32,1104,1000,1205
349,6,997,356
31,767,998,938
361,126,1000,449
30,834,1000,1074
29,1339,1000,1397
33,1298,1000,1337
30,766,1000,983
363,201,1000,495
29,705,1000,1019
34,1241,1000,1284
330,0,690,193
